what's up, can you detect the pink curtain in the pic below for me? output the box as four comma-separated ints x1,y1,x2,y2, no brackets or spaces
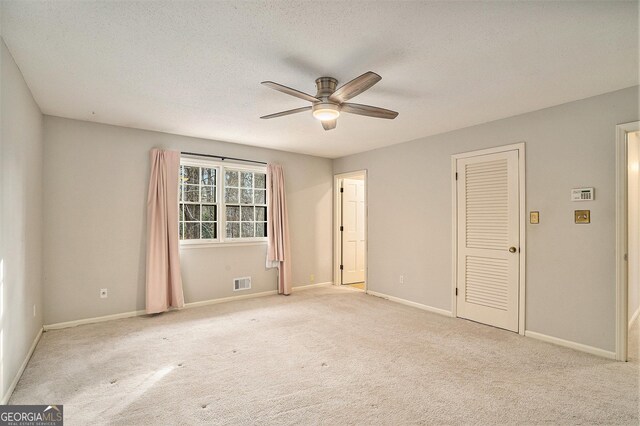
266,164,292,295
145,149,184,313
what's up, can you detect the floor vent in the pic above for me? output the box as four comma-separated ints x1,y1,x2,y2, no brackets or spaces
234,277,251,291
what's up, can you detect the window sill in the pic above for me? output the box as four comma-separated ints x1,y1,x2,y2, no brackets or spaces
179,240,268,249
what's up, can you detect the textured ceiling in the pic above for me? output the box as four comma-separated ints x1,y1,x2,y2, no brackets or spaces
2,1,638,158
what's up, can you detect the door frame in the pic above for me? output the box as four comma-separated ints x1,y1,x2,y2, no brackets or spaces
615,121,639,361
334,170,368,291
451,142,526,335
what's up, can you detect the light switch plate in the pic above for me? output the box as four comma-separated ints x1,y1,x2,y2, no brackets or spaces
574,210,590,224
530,211,539,224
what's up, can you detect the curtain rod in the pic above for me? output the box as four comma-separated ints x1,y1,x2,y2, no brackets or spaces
181,151,267,165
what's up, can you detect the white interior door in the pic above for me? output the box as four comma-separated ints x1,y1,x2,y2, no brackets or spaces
456,150,520,332
342,178,365,284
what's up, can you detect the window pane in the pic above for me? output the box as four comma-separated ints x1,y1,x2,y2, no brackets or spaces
179,204,184,221
255,173,266,189
241,189,253,204
241,206,254,222
184,204,200,221
184,222,200,239
179,222,184,239
202,186,216,203
201,168,216,185
202,222,216,239
256,222,266,237
226,222,240,238
179,183,184,201
254,189,266,205
183,166,199,184
241,172,253,188
255,207,266,222
184,185,199,202
202,205,216,221
225,188,239,203
226,205,240,221
225,170,238,187
241,222,254,238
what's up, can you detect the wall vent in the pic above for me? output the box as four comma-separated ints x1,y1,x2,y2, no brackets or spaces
234,277,251,291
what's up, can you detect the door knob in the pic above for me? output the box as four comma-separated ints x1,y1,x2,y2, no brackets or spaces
509,247,517,253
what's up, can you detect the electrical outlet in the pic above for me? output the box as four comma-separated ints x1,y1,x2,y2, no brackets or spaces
399,275,404,284
310,274,315,283
100,288,108,299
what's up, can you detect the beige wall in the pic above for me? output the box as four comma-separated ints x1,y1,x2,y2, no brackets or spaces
628,131,640,324
43,117,333,324
334,86,639,352
0,39,44,402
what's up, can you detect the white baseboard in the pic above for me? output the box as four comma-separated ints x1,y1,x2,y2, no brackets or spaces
367,290,453,317
524,330,616,360
629,306,640,330
292,282,333,291
185,289,278,309
2,327,43,405
169,282,332,309
44,282,334,330
44,309,147,331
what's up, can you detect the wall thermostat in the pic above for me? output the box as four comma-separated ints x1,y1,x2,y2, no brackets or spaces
571,187,594,201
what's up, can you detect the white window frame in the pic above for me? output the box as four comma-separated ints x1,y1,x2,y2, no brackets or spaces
179,157,268,247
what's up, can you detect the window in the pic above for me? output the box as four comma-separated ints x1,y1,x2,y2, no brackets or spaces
179,158,267,244
223,169,268,239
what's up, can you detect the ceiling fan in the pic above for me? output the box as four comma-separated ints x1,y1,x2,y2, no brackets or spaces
260,71,398,130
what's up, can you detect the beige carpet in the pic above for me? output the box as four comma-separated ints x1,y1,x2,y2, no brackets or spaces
10,287,639,425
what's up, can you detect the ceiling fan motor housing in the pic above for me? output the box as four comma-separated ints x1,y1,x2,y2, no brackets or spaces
315,77,338,98
312,77,340,121
312,102,340,121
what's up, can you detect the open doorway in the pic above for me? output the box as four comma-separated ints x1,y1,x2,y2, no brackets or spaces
615,121,640,361
334,171,367,292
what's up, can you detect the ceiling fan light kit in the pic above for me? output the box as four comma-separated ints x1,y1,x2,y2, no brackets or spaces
312,103,340,121
260,71,398,131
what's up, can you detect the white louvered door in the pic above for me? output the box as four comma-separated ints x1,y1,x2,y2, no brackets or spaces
456,150,519,332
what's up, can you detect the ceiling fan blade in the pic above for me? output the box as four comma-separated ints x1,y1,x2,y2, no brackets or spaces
261,81,320,103
322,119,337,131
329,71,381,103
260,106,312,119
341,103,398,119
